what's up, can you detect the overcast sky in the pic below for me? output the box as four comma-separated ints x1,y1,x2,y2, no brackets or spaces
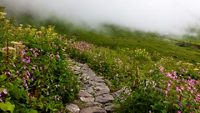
1,0,200,35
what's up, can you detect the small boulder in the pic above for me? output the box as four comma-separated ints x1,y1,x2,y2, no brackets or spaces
66,104,80,113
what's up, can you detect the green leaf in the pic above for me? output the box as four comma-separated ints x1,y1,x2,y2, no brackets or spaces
0,101,15,113
29,109,38,113
0,74,7,82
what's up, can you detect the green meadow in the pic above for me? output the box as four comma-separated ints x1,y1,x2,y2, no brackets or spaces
0,9,200,113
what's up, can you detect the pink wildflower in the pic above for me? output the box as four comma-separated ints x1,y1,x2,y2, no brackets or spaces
176,87,182,92
187,79,196,86
180,86,184,91
177,110,182,113
167,82,171,87
29,48,33,51
187,86,193,92
195,94,200,102
166,72,177,80
166,72,172,78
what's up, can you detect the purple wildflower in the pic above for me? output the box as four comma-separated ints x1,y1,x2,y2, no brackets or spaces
23,77,29,89
26,70,31,77
22,57,31,64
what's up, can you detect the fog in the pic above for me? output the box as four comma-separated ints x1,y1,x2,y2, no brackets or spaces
1,0,200,35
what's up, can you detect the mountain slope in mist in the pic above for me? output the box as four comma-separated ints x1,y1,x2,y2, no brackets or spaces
20,16,200,62
2,0,200,35
10,14,200,63
0,8,200,113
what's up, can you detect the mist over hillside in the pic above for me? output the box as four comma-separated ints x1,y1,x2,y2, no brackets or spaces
1,0,200,35
0,1,200,113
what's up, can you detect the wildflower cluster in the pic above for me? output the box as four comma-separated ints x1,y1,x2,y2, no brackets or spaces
72,41,92,52
0,11,79,112
0,12,6,19
134,48,151,61
67,38,200,112
66,41,135,89
159,66,200,112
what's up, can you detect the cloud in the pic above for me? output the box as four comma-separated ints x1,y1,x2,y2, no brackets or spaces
1,0,200,35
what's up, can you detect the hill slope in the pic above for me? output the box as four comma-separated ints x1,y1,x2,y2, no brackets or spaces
0,11,199,113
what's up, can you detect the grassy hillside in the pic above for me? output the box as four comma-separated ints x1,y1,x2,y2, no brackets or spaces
1,11,200,113
13,15,200,63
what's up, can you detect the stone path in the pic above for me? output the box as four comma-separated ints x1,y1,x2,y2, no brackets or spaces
66,60,115,113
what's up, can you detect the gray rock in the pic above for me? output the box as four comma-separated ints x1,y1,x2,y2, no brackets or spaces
104,102,112,106
84,102,102,107
94,86,110,92
74,70,81,75
86,87,94,94
104,105,114,112
92,82,107,87
80,97,95,103
95,89,110,96
80,106,106,113
81,73,88,77
90,77,104,83
73,65,81,71
95,94,114,104
66,104,80,113
78,90,93,97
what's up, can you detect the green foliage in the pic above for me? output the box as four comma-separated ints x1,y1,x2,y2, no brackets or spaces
0,12,79,112
1,10,200,112
64,38,200,112
0,102,15,113
116,88,176,113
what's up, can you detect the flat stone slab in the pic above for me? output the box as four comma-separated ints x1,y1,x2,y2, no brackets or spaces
84,102,102,107
80,106,106,113
78,90,93,97
90,77,104,83
85,87,94,94
94,86,110,92
80,97,95,103
95,89,110,96
95,94,114,104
